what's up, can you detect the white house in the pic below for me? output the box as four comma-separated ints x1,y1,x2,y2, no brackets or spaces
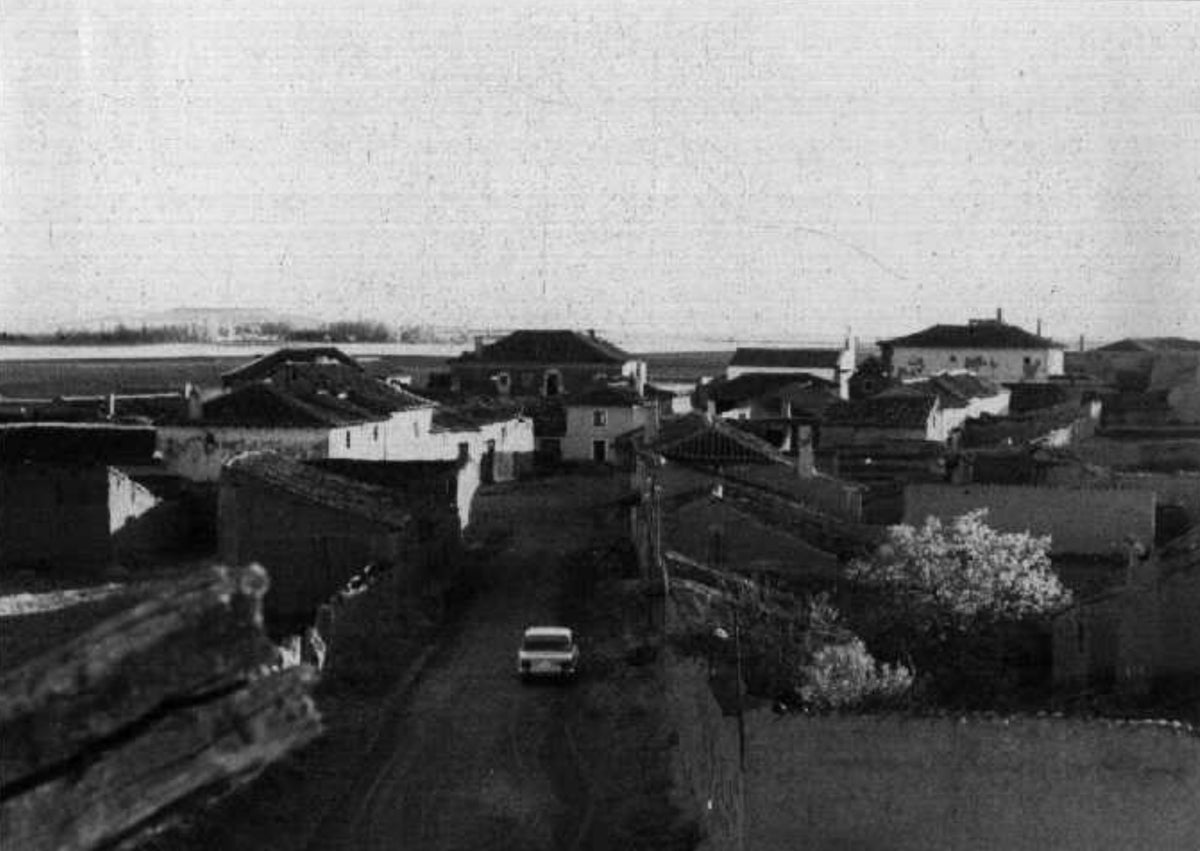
563,384,659,464
725,345,855,399
880,313,1065,383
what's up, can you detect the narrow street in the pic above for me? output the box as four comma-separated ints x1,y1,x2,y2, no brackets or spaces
307,471,629,851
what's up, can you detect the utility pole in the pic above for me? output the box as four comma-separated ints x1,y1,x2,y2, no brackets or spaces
734,603,745,771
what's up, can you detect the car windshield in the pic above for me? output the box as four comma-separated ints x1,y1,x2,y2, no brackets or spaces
523,635,571,652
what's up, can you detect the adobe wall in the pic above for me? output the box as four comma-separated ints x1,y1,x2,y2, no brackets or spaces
904,484,1156,554
158,425,331,482
1112,471,1200,523
1074,435,1200,472
742,713,1200,851
0,463,111,570
1158,569,1200,678
218,477,409,627
662,652,743,851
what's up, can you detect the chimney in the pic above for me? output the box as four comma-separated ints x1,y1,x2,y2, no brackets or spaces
1037,317,1042,336
705,399,716,419
474,335,485,355
185,383,203,421
588,328,597,339
996,307,1003,323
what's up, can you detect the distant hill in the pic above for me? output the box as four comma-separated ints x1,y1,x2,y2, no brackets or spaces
81,307,324,331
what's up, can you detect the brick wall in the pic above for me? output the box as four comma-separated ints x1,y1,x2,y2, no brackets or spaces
903,484,1156,554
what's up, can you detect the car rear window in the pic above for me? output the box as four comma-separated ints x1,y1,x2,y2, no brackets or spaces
522,635,571,651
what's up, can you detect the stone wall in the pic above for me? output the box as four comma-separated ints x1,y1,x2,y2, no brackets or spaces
904,484,1156,554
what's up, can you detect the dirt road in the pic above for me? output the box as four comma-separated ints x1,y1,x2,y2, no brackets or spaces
307,472,628,851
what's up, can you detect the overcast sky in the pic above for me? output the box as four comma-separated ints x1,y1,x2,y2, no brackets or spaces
2,0,1198,342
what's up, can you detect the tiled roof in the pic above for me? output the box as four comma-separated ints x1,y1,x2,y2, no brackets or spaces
193,373,433,429
881,321,1062,350
222,347,363,386
436,397,527,428
822,395,938,428
879,372,1001,409
0,423,157,465
728,347,843,370
704,372,836,406
649,413,795,466
456,330,631,365
224,451,411,530
566,383,647,407
1094,337,1200,353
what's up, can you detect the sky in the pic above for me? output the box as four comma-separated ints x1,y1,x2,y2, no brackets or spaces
2,0,1198,344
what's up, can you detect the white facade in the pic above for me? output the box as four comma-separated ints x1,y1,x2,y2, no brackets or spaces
158,408,444,482
563,403,658,463
891,347,1064,383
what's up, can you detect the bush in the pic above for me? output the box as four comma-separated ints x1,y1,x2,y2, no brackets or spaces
798,638,914,710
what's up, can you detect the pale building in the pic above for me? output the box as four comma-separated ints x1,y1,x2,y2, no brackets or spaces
881,313,1065,383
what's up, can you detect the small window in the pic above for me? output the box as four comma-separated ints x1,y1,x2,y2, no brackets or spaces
1023,356,1032,364
593,409,607,427
948,354,957,364
495,372,511,393
373,425,379,441
345,431,352,449
413,421,419,437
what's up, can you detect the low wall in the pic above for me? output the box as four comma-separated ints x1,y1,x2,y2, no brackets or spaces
663,652,743,851
742,713,1200,851
1075,436,1200,472
1112,471,1200,524
904,484,1156,554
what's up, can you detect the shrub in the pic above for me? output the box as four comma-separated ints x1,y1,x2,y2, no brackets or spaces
798,638,914,710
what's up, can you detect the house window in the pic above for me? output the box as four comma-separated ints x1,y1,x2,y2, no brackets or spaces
544,370,562,397
948,354,957,364
345,431,352,449
592,440,608,463
494,372,511,394
373,425,379,442
592,409,607,428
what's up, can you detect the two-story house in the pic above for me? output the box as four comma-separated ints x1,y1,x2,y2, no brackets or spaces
563,384,658,464
880,312,1065,382
449,329,647,399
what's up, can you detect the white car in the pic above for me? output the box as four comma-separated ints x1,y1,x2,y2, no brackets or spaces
517,626,579,680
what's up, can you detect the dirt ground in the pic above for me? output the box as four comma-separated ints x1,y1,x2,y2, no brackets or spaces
148,470,697,851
